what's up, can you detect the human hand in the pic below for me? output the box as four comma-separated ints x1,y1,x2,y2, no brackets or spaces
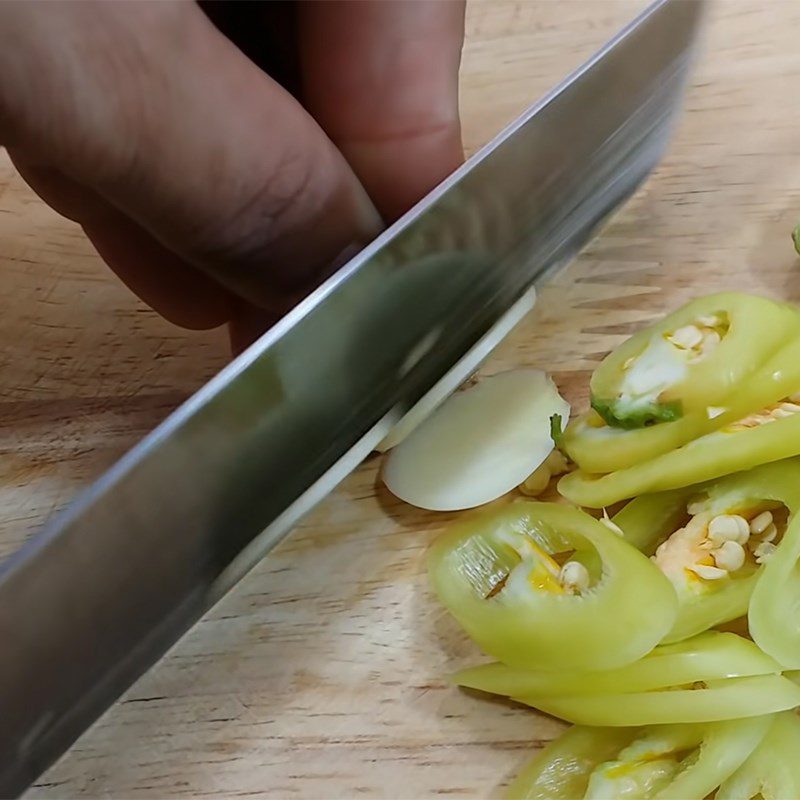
0,0,464,348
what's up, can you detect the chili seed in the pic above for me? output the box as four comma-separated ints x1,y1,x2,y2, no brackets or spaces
708,514,750,545
754,541,778,564
559,561,590,594
713,540,745,572
668,325,703,349
749,511,774,535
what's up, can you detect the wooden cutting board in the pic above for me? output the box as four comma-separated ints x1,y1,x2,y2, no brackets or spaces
3,1,800,796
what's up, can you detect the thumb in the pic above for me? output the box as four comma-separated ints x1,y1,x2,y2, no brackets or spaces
0,1,381,315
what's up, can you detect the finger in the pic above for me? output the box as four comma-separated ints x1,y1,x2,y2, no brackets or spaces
199,0,302,97
8,155,232,329
299,0,465,222
0,0,381,311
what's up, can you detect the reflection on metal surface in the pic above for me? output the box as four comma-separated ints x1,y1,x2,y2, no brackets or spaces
0,1,705,794
376,285,538,452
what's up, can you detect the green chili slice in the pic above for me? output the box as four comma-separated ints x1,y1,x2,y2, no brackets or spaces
506,725,637,800
427,502,677,671
750,504,800,668
565,332,800,474
517,675,800,727
559,413,800,508
453,632,779,698
589,293,799,429
508,718,770,800
716,711,800,800
609,461,800,642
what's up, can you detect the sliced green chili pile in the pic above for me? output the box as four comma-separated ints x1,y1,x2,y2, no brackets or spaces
417,289,800,798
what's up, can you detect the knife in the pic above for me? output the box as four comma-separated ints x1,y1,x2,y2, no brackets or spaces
0,1,704,794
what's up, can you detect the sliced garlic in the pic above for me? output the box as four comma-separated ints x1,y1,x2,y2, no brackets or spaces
383,369,570,511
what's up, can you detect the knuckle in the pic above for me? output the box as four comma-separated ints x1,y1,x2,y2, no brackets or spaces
185,142,335,290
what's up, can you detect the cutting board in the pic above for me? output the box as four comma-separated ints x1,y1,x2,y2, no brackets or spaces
3,1,800,796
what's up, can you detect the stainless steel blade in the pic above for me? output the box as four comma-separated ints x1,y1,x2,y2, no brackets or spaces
0,1,704,794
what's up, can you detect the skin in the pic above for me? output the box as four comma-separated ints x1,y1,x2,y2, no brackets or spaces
0,0,465,350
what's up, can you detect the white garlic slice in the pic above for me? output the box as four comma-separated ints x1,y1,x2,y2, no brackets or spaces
383,369,569,511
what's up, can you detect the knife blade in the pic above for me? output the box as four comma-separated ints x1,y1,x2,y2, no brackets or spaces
0,0,704,794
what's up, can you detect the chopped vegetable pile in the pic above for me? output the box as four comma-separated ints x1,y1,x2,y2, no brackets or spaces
381,272,800,796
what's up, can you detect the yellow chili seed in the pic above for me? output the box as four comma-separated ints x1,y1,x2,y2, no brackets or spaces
708,514,750,545
713,540,745,572
669,325,703,349
760,523,778,544
749,511,774,535
559,561,590,594
754,541,777,564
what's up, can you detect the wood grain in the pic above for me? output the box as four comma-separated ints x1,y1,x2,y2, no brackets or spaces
2,0,800,796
